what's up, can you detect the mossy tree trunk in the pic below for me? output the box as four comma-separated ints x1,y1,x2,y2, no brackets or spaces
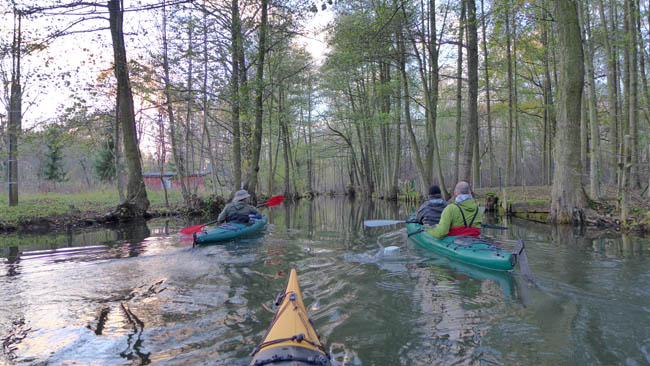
550,0,587,224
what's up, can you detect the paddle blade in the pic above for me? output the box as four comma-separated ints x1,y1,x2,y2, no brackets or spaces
179,224,205,236
363,219,407,227
264,195,284,207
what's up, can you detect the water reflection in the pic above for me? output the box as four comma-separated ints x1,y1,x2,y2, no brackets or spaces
0,198,648,365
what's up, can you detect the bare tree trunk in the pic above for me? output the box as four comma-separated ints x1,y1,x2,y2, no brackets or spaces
202,2,219,196
621,135,631,222
391,69,402,198
580,0,601,198
108,0,149,214
597,0,618,184
505,2,514,186
185,17,194,193
7,10,21,206
542,13,554,186
231,0,242,190
626,0,639,188
114,111,125,201
398,25,426,190
307,78,314,194
462,0,478,188
550,0,587,224
580,94,588,179
512,8,520,186
161,1,190,205
247,0,268,200
619,0,629,194
481,0,495,186
402,0,448,197
455,0,465,184
158,113,169,208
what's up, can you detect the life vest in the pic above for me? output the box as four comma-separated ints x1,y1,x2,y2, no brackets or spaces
446,203,481,237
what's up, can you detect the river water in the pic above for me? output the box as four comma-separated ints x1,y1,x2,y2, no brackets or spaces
1,198,649,365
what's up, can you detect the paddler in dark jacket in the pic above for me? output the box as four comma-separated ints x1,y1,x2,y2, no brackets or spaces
217,189,259,223
415,185,448,226
426,181,483,238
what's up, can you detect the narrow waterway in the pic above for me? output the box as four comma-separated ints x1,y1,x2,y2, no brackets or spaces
1,198,648,365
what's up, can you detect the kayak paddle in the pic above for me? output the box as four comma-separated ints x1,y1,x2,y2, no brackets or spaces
363,219,508,230
179,195,284,236
363,219,417,227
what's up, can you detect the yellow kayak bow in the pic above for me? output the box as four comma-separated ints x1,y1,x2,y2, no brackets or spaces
250,269,330,366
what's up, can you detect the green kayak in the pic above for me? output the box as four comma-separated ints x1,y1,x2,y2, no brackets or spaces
406,215,516,271
193,215,268,245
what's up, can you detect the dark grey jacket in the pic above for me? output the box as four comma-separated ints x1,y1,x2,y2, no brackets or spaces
217,201,259,223
415,197,448,226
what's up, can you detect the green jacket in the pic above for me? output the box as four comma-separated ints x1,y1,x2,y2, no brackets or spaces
217,201,259,223
426,199,483,239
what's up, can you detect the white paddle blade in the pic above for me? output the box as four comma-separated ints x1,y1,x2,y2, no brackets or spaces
363,220,407,227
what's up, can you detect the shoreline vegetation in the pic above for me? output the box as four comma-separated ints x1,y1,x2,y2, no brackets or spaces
1,185,648,237
0,190,224,234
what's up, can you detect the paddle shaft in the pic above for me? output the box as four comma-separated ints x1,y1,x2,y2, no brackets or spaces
364,219,507,230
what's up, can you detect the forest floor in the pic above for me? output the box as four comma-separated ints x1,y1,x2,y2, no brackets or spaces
0,190,216,234
474,185,650,233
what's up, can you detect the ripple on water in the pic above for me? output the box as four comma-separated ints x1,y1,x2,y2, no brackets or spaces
1,199,649,365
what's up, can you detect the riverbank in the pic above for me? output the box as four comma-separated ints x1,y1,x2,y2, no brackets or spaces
396,184,649,234
476,185,650,233
0,190,220,234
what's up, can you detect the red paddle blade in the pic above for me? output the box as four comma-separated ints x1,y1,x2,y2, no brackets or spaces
265,195,284,207
179,224,205,236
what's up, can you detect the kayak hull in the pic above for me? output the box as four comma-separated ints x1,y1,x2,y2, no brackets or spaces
193,216,268,245
250,269,330,366
406,215,516,271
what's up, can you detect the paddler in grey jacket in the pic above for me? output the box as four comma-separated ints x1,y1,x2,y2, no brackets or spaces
415,185,448,226
217,190,259,223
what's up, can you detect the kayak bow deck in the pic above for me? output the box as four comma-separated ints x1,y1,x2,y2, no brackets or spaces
250,269,330,366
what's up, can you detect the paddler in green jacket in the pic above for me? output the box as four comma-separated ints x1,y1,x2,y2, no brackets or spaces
426,181,483,238
217,189,259,223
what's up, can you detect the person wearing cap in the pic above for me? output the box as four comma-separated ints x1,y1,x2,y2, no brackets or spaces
217,190,259,223
415,185,448,226
426,181,483,238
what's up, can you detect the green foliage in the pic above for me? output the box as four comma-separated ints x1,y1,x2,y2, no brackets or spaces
39,126,68,183
94,148,116,181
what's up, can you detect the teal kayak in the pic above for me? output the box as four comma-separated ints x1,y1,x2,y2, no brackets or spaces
193,215,268,245
406,214,516,271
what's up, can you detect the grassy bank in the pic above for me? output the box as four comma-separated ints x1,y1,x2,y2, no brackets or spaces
0,190,209,231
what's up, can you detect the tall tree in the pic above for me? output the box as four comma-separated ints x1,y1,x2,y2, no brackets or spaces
480,0,495,186
504,1,514,186
246,0,268,200
161,1,190,206
108,0,149,214
550,0,587,224
231,0,242,191
579,0,601,198
597,0,618,184
461,0,479,188
626,0,639,188
7,9,22,206
455,0,465,184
